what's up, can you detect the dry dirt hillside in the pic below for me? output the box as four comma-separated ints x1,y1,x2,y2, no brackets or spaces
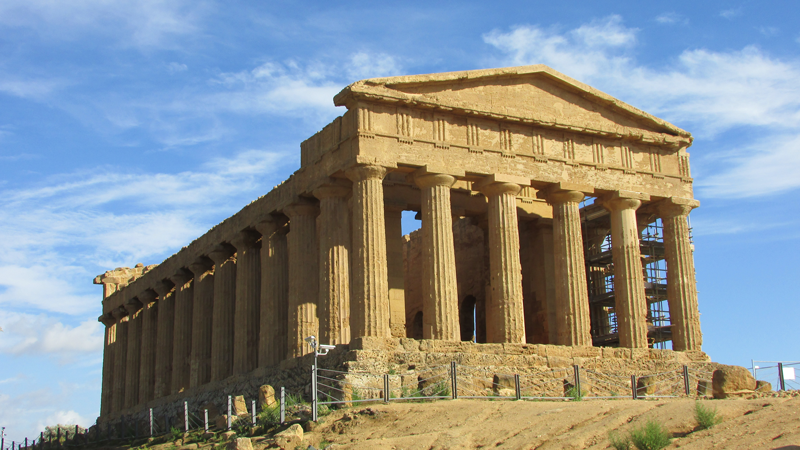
302,396,800,449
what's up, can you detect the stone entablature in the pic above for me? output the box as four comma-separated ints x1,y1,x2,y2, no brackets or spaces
96,65,702,420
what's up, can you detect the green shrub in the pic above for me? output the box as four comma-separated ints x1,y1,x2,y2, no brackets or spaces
169,426,183,442
608,430,630,450
565,386,584,401
694,402,722,430
628,420,671,450
258,405,281,425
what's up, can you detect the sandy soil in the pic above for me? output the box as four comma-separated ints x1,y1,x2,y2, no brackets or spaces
304,396,800,450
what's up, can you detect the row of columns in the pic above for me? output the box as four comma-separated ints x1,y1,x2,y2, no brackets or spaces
99,164,702,417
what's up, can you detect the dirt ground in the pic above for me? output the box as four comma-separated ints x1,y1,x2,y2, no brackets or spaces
304,396,800,449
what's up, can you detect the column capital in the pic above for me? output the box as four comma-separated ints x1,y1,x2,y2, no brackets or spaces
657,197,700,218
208,243,236,265
474,174,528,197
230,229,261,251
98,313,115,326
599,190,650,212
413,172,457,189
124,298,143,315
153,279,175,297
188,257,214,276
284,200,319,219
546,190,585,205
313,183,350,200
111,306,128,321
254,215,288,237
345,164,388,182
169,268,193,287
138,289,157,304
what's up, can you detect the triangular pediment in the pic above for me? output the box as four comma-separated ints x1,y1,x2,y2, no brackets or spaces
335,65,690,140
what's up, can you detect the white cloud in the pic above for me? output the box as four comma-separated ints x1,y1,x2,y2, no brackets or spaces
0,312,103,358
484,18,800,198
167,62,188,74
0,77,62,100
42,410,89,428
757,26,779,37
347,52,402,80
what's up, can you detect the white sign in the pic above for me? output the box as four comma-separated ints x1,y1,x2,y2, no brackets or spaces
783,367,796,381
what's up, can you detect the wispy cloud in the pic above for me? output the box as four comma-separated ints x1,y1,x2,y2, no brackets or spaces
655,12,688,25
0,312,103,359
720,8,742,20
484,16,800,198
0,0,208,49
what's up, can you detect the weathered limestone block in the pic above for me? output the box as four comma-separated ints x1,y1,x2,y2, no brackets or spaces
258,385,277,408
273,424,303,449
636,375,657,396
226,437,253,450
756,380,772,392
233,395,248,417
712,365,756,399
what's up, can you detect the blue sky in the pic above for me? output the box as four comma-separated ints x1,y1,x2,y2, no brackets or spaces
1,0,799,442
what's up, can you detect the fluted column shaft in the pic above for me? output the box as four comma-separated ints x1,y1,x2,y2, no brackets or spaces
123,300,142,409
478,181,526,343
232,232,261,375
111,307,128,413
188,259,214,387
605,197,648,348
659,201,702,351
346,165,391,338
170,270,193,394
209,246,236,381
549,190,592,346
99,314,115,416
138,290,157,403
314,186,352,345
416,173,460,341
153,281,175,398
385,205,406,338
255,221,288,366
286,203,319,358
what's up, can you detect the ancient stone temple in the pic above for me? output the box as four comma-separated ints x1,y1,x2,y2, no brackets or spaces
95,65,703,420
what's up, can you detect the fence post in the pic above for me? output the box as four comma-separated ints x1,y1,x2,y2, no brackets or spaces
120,416,125,440
514,374,521,400
75,425,79,445
312,364,318,422
573,365,581,398
149,408,154,437
134,418,139,439
184,401,189,433
203,410,208,433
55,428,59,448
683,365,690,396
280,387,286,424
24,438,27,450
451,361,458,400
40,432,44,449
227,395,232,431
778,362,786,391
384,374,390,403
631,375,637,400
251,400,256,427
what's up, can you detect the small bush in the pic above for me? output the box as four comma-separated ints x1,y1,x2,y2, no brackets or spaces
258,405,281,425
565,386,584,401
694,402,722,430
608,430,630,450
169,426,182,442
629,420,671,450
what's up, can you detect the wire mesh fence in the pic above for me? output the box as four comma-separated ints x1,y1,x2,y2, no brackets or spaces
752,361,800,391
310,362,718,419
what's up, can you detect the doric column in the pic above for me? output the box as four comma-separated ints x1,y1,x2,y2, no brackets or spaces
110,306,128,413
209,244,236,381
254,219,288,366
138,289,157,403
602,192,649,348
314,184,352,345
345,165,391,338
384,204,407,338
547,189,592,347
658,198,702,351
123,298,143,409
169,269,193,394
586,226,611,336
153,280,175,398
188,257,214,387
98,313,116,417
231,230,261,375
285,201,319,358
414,171,460,341
476,175,527,343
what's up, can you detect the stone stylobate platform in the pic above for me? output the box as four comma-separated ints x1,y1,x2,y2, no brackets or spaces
95,65,702,420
